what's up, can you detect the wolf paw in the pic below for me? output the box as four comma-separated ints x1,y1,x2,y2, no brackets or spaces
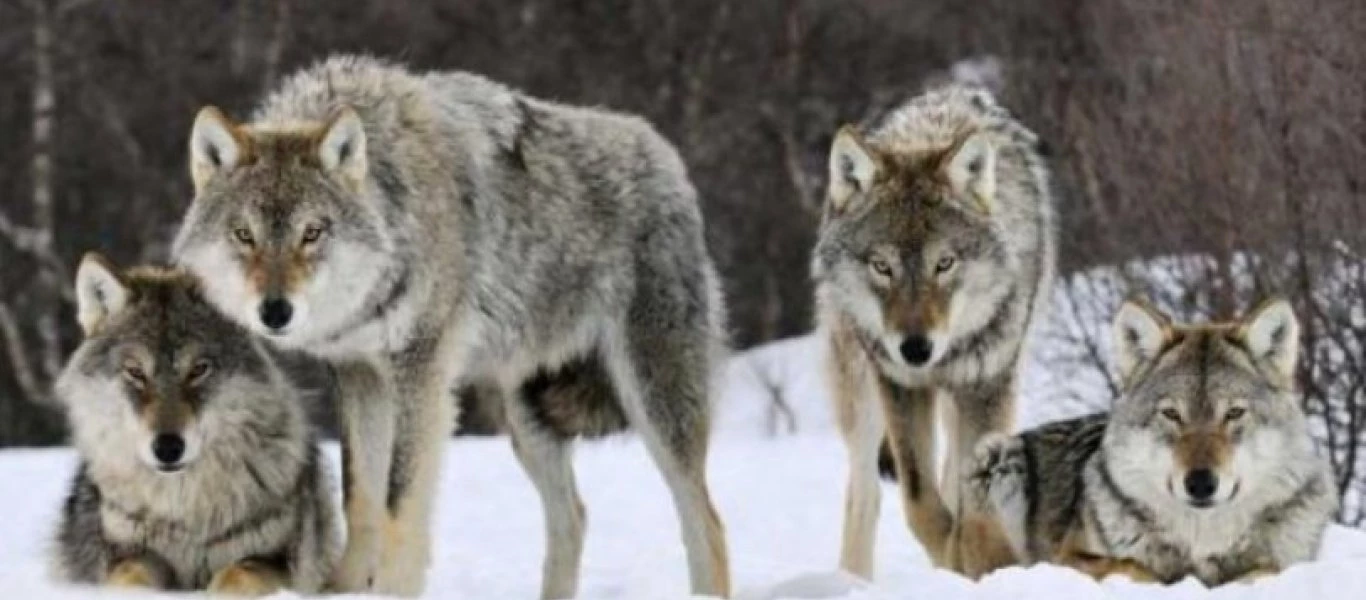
105,559,162,589
968,433,1026,512
329,545,377,593
208,562,286,597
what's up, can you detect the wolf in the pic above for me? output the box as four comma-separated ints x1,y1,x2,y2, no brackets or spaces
172,55,730,598
52,255,339,595
812,85,1056,578
971,299,1338,585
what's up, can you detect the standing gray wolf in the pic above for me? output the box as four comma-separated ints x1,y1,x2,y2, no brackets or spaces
812,85,1056,578
971,299,1337,585
172,55,730,598
53,255,339,595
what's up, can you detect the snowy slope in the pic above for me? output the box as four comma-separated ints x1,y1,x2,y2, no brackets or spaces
1,336,1364,599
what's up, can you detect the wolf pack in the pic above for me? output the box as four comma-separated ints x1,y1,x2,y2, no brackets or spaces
42,56,1336,598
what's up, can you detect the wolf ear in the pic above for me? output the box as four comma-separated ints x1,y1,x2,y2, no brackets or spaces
75,253,130,337
1239,299,1299,380
944,131,997,213
1112,299,1173,383
189,106,245,194
827,125,881,213
317,107,367,186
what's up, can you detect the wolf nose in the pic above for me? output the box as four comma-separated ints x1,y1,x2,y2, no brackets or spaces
1184,469,1218,504
259,298,293,331
900,335,934,365
152,434,185,465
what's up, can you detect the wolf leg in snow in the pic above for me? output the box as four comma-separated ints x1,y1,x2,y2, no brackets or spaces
829,328,886,579
605,330,730,595
375,338,459,596
333,361,396,592
507,390,587,600
942,375,1018,577
880,383,954,568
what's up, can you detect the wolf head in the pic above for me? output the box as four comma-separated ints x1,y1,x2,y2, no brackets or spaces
172,106,397,347
56,254,292,475
813,118,1015,372
1104,298,1309,510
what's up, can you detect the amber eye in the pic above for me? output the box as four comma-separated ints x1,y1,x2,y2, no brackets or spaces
122,363,147,388
869,257,893,278
187,360,213,384
301,223,326,245
1225,407,1247,421
1160,408,1182,423
935,255,957,274
232,228,255,246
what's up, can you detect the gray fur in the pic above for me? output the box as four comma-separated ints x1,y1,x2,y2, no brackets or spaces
172,55,730,597
816,85,1056,577
973,303,1337,585
53,263,339,593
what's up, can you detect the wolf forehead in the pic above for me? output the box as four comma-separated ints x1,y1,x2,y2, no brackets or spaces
1136,323,1293,399
77,269,256,368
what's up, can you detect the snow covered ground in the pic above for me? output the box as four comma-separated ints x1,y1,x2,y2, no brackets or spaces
2,335,1364,599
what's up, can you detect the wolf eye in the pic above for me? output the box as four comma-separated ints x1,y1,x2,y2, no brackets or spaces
122,363,147,388
935,255,957,274
301,223,327,245
1225,407,1247,421
869,257,893,278
232,228,255,246
186,360,213,384
1160,408,1183,424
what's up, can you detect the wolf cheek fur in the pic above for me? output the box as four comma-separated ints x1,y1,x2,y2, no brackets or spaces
172,55,730,598
972,300,1338,585
52,256,339,594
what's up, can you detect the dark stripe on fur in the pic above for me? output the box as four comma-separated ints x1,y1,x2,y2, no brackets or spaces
322,264,411,345
1021,432,1041,557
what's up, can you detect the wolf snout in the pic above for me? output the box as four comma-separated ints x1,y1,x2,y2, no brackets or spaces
1183,468,1218,507
151,433,186,471
258,298,294,332
899,334,934,366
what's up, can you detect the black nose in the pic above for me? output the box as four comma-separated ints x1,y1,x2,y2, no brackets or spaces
152,434,185,465
1184,469,1218,503
259,298,293,330
899,335,934,365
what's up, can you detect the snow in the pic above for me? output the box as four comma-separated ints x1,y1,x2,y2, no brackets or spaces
2,334,1364,598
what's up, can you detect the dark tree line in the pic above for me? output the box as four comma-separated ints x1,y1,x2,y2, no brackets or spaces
0,0,1361,524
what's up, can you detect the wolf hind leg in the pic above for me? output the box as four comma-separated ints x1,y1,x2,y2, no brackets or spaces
505,384,587,600
603,325,731,597
332,360,397,593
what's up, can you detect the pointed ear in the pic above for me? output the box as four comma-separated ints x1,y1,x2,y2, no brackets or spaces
1239,299,1299,380
827,125,881,213
189,106,246,194
317,107,367,186
1112,299,1173,383
944,131,997,213
75,253,130,337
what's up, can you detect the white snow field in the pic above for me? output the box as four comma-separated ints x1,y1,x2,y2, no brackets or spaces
1,334,1364,599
